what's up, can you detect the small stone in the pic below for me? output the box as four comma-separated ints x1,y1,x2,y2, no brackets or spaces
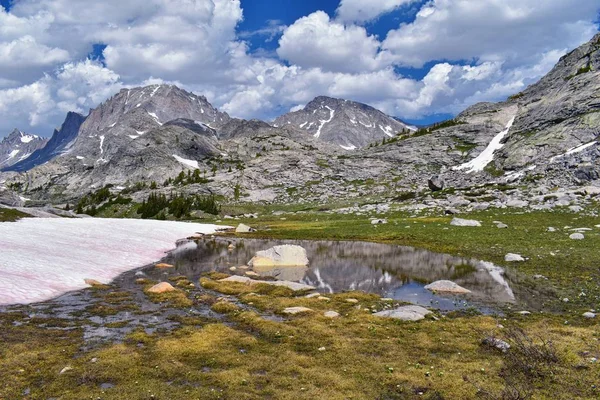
547,227,557,232
245,271,260,277
324,311,340,318
582,312,596,319
147,282,176,294
517,311,531,315
235,223,256,233
371,219,388,225
496,223,508,229
318,296,331,301
229,266,237,271
482,337,511,353
305,292,321,298
345,298,359,304
505,253,525,262
318,347,326,351
84,279,104,286
450,218,481,227
155,263,174,269
563,298,569,303
59,366,73,375
283,307,313,315
569,233,585,240
373,305,432,321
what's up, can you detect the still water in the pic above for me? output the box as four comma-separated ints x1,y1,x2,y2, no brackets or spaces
163,238,517,312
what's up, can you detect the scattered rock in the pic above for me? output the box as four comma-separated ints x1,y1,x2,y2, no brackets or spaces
450,218,481,227
147,282,176,294
318,347,326,351
84,279,104,286
59,366,73,375
583,312,596,319
373,305,432,321
569,205,583,213
318,296,330,301
245,271,260,277
533,274,548,280
219,275,315,291
228,243,235,250
569,233,585,240
248,245,309,267
305,293,321,298
428,176,444,192
424,280,471,294
324,311,340,318
345,298,359,304
505,253,525,262
283,307,313,315
547,227,557,232
371,219,388,225
482,337,511,353
506,199,529,208
496,223,509,229
517,311,531,315
229,266,237,271
155,263,174,269
235,223,256,233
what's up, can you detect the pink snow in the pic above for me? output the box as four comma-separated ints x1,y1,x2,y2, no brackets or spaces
0,218,228,305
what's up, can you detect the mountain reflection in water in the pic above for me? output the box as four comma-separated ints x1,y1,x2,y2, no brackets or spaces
165,238,517,312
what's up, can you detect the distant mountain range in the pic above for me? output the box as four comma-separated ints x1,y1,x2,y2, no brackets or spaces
0,33,598,205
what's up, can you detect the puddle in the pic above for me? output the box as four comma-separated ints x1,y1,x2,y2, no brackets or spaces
163,238,519,312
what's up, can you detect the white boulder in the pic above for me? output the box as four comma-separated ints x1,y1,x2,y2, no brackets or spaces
450,218,481,227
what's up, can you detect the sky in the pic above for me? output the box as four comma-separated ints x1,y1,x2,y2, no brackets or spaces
0,0,599,138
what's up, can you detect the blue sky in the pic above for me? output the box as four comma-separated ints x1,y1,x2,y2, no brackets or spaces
0,0,598,137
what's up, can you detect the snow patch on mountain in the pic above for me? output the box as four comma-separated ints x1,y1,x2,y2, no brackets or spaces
173,154,199,169
315,106,335,138
453,116,516,173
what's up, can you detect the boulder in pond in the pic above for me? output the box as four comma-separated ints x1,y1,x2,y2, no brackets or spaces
373,305,432,321
424,280,471,294
450,218,481,227
248,245,309,268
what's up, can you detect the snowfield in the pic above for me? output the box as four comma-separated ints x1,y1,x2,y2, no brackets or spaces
0,218,228,305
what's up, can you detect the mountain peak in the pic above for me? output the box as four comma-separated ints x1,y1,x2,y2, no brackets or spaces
275,95,412,148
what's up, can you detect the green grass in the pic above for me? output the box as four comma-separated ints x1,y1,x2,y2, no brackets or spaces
0,208,30,222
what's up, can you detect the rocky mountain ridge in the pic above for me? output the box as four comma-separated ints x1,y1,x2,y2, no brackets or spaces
274,96,415,149
0,33,599,206
0,129,48,170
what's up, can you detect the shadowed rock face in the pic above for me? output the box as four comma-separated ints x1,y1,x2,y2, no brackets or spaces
0,129,48,170
273,96,414,149
164,238,518,311
4,112,85,172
